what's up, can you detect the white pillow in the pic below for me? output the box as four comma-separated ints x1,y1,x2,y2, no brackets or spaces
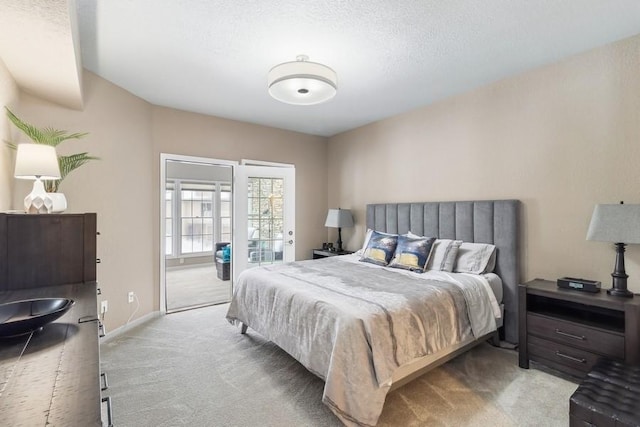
357,229,374,255
453,242,496,274
425,239,463,272
407,232,461,272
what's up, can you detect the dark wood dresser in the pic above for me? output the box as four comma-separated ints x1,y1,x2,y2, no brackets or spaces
0,213,108,426
0,213,97,290
519,279,640,379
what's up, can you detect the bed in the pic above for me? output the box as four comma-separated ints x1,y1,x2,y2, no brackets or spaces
226,200,520,426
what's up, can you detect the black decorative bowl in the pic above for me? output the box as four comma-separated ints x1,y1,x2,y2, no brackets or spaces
0,298,75,338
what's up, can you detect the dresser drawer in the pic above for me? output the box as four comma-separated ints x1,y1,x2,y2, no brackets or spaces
527,313,624,359
528,335,603,376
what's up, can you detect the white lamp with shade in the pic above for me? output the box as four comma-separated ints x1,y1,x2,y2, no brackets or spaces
586,201,640,298
324,208,353,252
14,143,66,214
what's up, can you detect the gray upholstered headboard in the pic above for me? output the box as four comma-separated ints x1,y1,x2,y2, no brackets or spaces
366,200,520,344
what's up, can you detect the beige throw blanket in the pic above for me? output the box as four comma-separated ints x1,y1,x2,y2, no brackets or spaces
226,256,497,426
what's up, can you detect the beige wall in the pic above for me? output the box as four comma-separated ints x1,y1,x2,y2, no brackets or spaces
151,107,328,310
13,72,155,332
328,34,640,293
5,72,328,332
0,57,19,210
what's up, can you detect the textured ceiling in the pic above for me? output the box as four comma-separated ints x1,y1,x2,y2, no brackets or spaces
0,0,83,109
3,1,640,137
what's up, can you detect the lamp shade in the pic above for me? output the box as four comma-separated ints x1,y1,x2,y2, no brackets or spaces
586,203,640,244
325,209,353,228
14,144,61,180
268,55,337,106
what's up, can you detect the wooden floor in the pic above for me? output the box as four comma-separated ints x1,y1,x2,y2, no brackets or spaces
165,264,231,311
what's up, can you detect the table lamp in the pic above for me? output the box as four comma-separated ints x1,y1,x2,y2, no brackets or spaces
324,208,353,252
586,202,640,298
14,143,61,214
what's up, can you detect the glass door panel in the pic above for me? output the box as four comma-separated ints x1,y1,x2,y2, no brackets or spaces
247,177,284,266
161,156,235,313
234,165,295,281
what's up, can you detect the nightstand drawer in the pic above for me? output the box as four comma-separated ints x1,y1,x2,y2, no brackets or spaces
528,335,602,375
527,313,624,358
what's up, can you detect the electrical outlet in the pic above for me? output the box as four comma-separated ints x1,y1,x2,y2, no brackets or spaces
128,292,135,303
100,300,108,314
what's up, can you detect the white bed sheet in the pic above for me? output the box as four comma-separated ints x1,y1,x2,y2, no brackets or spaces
483,272,503,303
338,254,503,319
227,254,501,426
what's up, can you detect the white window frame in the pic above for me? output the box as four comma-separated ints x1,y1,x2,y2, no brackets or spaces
174,180,216,257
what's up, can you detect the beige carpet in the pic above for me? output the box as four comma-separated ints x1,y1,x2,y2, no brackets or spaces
101,303,578,427
165,265,231,311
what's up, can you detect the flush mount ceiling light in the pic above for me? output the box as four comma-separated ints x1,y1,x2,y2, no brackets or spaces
268,55,337,106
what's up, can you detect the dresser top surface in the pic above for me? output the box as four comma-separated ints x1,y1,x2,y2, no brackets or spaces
0,283,101,426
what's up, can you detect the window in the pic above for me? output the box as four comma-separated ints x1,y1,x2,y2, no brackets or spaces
180,183,214,254
248,177,284,265
220,184,232,243
165,182,175,255
165,180,232,258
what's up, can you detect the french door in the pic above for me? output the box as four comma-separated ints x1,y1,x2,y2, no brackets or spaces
160,156,295,313
233,164,295,281
160,154,236,313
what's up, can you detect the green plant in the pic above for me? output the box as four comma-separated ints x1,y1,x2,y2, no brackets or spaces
5,107,99,192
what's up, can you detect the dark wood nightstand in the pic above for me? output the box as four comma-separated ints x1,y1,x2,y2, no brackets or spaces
312,249,354,259
518,279,640,379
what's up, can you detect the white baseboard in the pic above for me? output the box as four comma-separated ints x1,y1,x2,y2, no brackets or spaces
100,311,161,344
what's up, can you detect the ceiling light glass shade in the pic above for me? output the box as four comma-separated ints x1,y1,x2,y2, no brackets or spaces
268,56,337,106
14,144,61,180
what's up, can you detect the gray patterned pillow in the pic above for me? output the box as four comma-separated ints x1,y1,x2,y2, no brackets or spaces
389,234,436,272
360,231,398,266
